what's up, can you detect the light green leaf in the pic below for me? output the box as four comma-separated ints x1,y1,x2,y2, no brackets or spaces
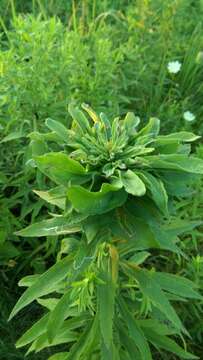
15,217,81,237
136,118,160,145
69,104,91,132
0,131,25,143
120,170,146,196
33,186,66,210
27,328,77,354
18,274,40,287
16,314,49,348
157,132,201,143
9,256,72,320
35,152,90,186
37,298,59,311
47,292,71,343
67,183,127,215
45,118,71,143
123,112,140,135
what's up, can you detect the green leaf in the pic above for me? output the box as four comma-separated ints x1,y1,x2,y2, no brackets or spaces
48,352,68,360
37,298,59,311
123,112,140,135
136,171,168,214
0,131,25,143
119,297,152,360
135,269,184,332
98,271,116,349
0,242,20,260
117,321,140,360
16,314,49,348
48,353,69,360
45,118,71,143
153,272,202,300
15,217,81,237
129,251,150,265
144,330,198,359
138,319,176,336
113,213,158,251
136,117,160,144
33,186,66,210
157,132,201,143
69,104,91,132
18,274,41,287
67,183,127,215
27,328,77,354
101,337,116,360
120,170,146,196
35,152,90,186
66,316,99,360
145,154,203,174
9,256,72,320
47,291,71,343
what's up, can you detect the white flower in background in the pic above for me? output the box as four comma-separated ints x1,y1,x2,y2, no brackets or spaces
167,60,181,74
183,111,196,122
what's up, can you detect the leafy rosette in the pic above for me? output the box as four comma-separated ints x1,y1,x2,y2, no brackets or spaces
10,105,203,360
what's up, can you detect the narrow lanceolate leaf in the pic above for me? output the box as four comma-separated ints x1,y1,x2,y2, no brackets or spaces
98,271,116,349
27,328,77,354
47,291,71,343
136,171,168,214
67,183,127,215
101,337,116,360
120,170,146,196
35,152,90,186
33,186,66,210
66,315,99,360
16,314,49,348
119,297,152,360
153,272,202,300
9,256,71,320
15,217,81,237
48,353,69,360
134,269,184,333
144,330,198,359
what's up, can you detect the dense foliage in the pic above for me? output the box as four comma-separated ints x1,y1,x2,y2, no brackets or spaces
1,1,203,359
9,105,203,359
